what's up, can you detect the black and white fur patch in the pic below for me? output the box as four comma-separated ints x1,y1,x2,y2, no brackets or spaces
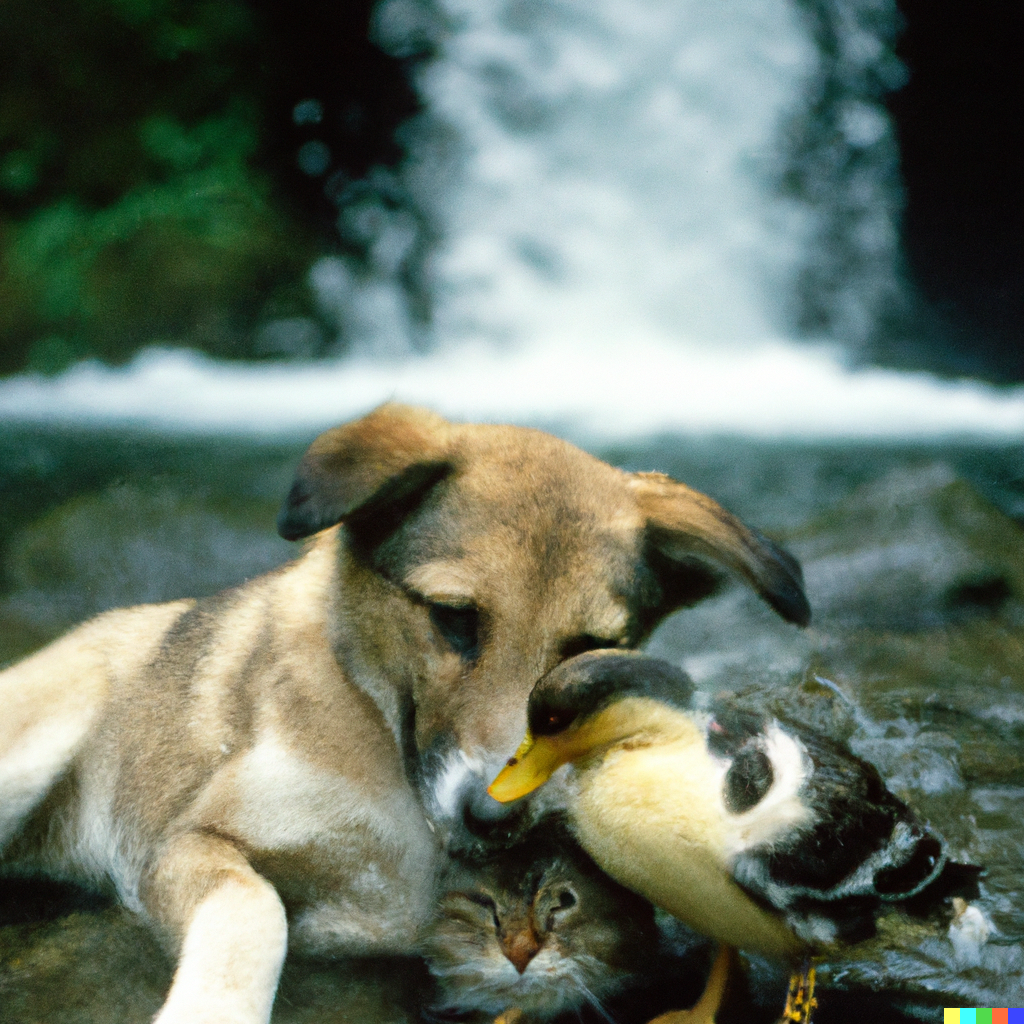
706,705,957,944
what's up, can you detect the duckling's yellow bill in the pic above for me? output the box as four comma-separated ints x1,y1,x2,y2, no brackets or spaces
488,732,568,802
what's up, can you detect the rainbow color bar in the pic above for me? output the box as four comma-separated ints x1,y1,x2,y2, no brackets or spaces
944,1011,1023,1023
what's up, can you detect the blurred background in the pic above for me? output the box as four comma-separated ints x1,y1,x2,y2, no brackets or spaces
0,0,1021,389
1,0,1024,1017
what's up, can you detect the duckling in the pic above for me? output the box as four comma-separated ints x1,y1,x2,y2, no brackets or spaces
487,651,980,1022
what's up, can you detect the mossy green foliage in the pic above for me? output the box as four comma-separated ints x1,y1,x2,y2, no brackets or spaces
0,0,317,375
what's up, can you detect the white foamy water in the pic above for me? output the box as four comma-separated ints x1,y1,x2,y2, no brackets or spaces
383,0,818,348
1,341,1023,440
1,0,1021,440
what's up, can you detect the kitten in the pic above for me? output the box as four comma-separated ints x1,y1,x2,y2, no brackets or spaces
422,823,659,1023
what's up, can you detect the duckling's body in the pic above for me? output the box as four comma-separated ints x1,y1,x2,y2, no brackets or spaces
489,651,979,974
565,699,802,959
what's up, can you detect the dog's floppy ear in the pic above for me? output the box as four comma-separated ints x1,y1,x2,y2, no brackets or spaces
278,403,453,541
630,472,811,626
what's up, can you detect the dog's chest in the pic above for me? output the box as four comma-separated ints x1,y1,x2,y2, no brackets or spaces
191,733,440,955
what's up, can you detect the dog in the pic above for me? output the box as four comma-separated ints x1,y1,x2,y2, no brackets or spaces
0,403,809,1024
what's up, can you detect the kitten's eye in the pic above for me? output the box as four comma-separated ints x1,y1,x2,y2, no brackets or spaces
430,603,481,661
464,892,496,911
560,634,619,660
556,889,577,910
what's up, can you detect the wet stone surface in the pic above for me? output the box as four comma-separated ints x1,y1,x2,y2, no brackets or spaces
2,428,1023,1020
0,898,429,1024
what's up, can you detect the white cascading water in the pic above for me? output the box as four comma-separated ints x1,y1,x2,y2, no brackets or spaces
1,0,1023,438
380,0,819,351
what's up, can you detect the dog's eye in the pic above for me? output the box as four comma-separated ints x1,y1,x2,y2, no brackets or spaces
429,603,481,661
560,634,619,660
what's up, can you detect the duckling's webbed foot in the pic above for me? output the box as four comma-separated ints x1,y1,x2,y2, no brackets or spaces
779,964,818,1024
493,1008,525,1024
645,943,733,1024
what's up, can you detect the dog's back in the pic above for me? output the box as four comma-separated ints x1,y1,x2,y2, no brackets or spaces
0,601,189,859
1,536,434,951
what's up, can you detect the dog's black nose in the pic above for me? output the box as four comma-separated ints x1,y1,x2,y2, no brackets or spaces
465,782,516,824
457,776,526,846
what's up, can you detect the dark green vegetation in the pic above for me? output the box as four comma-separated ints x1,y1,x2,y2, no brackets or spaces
0,0,420,376
2,0,1020,382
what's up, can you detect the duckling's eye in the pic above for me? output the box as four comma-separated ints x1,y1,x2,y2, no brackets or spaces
534,711,573,735
429,603,481,661
530,704,579,736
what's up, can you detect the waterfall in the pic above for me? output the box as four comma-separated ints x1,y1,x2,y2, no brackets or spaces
1,0,1023,438
358,0,905,354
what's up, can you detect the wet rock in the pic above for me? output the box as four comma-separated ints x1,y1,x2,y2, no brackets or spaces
0,903,428,1024
789,464,1024,630
0,907,169,1024
0,481,291,666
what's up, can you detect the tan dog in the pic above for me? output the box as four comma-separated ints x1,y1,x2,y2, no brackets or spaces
0,404,809,1024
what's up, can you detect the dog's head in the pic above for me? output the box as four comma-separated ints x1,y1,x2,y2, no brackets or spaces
278,404,809,848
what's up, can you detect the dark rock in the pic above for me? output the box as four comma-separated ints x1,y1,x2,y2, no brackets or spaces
0,903,428,1024
790,464,1024,629
0,481,291,666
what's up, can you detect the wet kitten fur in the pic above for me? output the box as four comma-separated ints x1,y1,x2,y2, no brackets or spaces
423,824,658,1022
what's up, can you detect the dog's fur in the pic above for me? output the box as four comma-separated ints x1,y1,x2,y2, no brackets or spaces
0,404,809,1023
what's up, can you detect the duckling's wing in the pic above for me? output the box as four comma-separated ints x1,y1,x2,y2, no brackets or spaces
721,721,980,943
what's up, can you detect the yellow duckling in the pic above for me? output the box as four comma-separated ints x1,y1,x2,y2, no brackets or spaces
488,651,979,1022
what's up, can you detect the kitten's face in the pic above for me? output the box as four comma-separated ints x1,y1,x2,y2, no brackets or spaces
424,836,656,1020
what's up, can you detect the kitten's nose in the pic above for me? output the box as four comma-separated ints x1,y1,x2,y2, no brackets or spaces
499,926,542,974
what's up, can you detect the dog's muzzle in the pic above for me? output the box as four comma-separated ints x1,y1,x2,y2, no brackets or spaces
463,777,516,826
421,746,526,852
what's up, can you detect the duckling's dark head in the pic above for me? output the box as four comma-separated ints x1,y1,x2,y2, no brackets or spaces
488,652,695,804
526,650,695,739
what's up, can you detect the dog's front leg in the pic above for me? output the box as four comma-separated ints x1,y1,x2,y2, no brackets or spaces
143,832,288,1024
